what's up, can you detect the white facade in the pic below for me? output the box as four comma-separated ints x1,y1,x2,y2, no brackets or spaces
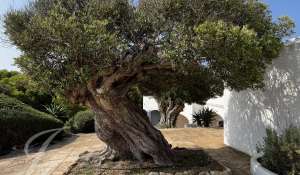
224,38,300,156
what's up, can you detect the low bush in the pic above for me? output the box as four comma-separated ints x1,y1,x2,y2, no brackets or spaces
192,108,215,127
257,127,300,175
44,103,69,122
156,123,169,129
72,110,95,133
0,94,63,150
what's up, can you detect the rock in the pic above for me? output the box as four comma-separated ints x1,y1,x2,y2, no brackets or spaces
184,123,198,128
209,171,230,175
79,151,89,157
198,172,210,175
174,170,199,175
160,172,174,175
148,172,159,175
174,172,192,175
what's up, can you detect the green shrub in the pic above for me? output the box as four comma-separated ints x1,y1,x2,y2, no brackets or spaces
52,95,87,122
156,123,169,129
63,118,74,134
0,94,63,150
72,110,95,133
257,127,300,175
192,108,215,127
44,103,69,122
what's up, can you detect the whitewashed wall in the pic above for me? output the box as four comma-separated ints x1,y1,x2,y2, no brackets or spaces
143,96,159,112
192,89,231,119
224,39,300,156
143,96,194,123
143,91,230,124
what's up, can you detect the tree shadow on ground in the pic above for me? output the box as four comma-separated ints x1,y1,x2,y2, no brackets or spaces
204,147,250,175
66,148,227,175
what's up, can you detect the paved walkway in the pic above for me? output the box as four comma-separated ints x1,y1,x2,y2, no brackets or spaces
0,128,250,175
0,135,103,175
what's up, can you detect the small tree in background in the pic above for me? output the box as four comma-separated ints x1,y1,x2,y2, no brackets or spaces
156,93,185,128
5,0,294,166
142,68,224,128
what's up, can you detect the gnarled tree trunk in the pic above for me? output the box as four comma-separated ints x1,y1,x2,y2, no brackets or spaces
158,98,184,128
88,95,174,166
66,61,175,166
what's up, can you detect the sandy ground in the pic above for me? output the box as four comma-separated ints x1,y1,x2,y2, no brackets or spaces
0,128,250,175
162,128,250,175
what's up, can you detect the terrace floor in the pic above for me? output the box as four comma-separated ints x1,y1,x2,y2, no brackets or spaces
0,128,250,175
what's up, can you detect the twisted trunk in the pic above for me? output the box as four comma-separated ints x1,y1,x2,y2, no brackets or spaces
66,61,175,166
89,95,174,166
158,99,184,128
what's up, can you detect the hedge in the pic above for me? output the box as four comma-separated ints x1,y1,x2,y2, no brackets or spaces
72,110,95,133
0,94,63,150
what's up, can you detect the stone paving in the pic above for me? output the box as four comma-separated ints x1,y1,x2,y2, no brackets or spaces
0,135,103,175
0,128,250,175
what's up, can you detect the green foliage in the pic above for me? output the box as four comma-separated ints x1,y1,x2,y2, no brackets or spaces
156,123,171,129
257,127,300,174
44,103,65,117
4,0,294,104
0,70,53,111
52,95,86,115
143,68,224,106
72,110,95,133
192,108,215,127
194,21,266,90
64,118,74,134
52,94,87,124
0,70,85,122
275,16,295,39
0,70,19,79
44,103,68,122
0,94,63,149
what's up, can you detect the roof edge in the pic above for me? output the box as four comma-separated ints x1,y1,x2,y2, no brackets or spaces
285,37,300,46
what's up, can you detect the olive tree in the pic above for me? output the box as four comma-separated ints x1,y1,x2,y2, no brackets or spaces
5,0,293,165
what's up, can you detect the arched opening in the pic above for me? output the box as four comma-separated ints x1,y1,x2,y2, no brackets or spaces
211,112,224,128
149,110,161,125
175,114,189,128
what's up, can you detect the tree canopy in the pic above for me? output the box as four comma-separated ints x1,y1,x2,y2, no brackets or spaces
5,0,294,101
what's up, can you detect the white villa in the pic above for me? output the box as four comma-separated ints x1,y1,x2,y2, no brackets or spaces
143,38,300,156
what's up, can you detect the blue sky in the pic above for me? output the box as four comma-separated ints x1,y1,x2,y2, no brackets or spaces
0,0,299,71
